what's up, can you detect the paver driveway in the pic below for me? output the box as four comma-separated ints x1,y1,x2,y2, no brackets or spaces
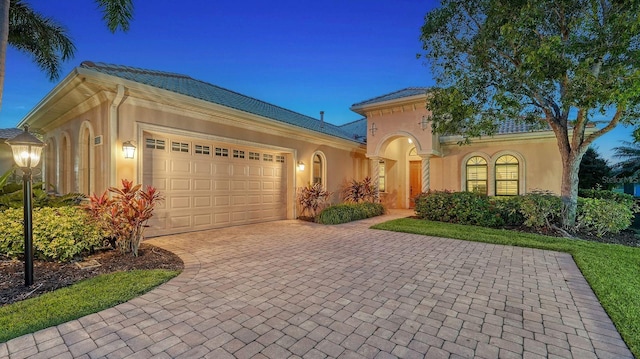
2,210,633,358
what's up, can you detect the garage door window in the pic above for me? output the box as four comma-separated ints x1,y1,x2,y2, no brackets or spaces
195,145,210,155
249,152,260,160
263,154,273,162
146,138,165,150
215,147,229,157
234,149,245,158
172,142,189,153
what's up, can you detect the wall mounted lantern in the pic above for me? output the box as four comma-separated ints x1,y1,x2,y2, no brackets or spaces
297,161,305,171
122,141,136,159
5,126,45,286
419,115,429,131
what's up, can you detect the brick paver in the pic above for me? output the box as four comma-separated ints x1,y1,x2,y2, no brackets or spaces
2,210,633,358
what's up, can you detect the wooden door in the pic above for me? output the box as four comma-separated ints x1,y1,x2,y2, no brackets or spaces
409,161,422,207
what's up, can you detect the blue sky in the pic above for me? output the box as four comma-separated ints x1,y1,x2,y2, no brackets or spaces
1,0,633,161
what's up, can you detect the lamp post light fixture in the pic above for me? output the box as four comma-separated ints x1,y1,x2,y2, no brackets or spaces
5,126,45,286
122,141,136,159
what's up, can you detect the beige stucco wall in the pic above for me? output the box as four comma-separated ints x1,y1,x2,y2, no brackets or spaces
431,136,562,195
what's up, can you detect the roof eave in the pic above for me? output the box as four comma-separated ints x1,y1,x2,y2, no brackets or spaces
350,93,429,115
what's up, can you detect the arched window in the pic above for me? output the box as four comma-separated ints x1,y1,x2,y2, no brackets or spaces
466,156,488,194
311,151,326,186
78,122,95,195
495,155,519,196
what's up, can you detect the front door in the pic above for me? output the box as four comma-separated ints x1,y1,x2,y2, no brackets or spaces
409,161,422,207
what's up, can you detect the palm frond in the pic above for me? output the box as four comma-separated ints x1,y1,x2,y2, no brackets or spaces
612,141,640,176
8,0,75,81
94,0,134,33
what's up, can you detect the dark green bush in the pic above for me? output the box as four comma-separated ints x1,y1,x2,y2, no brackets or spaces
414,191,504,227
490,196,525,226
316,202,385,224
518,191,562,229
579,188,636,206
0,207,104,261
577,197,635,237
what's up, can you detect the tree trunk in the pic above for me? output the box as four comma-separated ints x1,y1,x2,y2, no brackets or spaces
559,149,586,228
0,0,10,109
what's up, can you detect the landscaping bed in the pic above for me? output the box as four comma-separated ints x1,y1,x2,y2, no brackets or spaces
0,243,183,306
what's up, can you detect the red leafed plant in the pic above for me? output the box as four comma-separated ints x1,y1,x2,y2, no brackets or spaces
86,179,163,256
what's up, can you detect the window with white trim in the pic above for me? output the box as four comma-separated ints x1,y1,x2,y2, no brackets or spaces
378,160,386,192
312,152,325,185
466,156,488,194
495,155,519,196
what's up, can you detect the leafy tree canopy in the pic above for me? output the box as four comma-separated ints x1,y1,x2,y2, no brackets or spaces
420,0,640,226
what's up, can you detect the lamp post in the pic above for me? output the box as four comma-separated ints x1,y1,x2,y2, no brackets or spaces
5,126,45,286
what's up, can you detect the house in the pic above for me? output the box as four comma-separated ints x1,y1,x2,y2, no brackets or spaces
18,61,562,236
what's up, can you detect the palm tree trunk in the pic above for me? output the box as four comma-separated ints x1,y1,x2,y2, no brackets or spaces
0,0,10,110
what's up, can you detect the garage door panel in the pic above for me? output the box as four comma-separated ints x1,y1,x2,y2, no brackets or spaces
170,196,191,209
215,196,230,206
194,214,212,226
232,164,247,176
194,161,213,175
249,166,261,176
171,160,190,173
248,181,261,190
232,181,246,191
170,178,191,191
170,215,191,229
193,179,211,191
214,164,231,175
144,134,288,236
215,213,230,224
193,196,211,207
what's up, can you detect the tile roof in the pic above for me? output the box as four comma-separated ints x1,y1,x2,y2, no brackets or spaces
351,87,430,108
496,120,551,134
80,62,364,143
0,128,23,140
339,118,367,141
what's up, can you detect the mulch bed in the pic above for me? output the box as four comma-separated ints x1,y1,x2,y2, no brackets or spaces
1,243,184,306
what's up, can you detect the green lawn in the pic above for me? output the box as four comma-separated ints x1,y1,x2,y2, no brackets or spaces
372,218,640,358
0,269,179,343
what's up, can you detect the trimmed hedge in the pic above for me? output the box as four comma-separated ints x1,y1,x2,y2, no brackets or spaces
414,191,504,227
0,207,104,261
414,190,638,236
316,202,386,224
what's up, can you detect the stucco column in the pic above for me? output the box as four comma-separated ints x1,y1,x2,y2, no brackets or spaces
369,157,381,199
421,155,430,192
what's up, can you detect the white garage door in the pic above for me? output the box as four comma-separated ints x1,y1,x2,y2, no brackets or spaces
143,133,288,236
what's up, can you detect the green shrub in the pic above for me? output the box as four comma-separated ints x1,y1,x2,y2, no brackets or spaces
0,180,84,210
579,188,637,208
577,198,634,237
490,196,525,226
0,207,104,262
414,191,504,227
518,191,562,229
317,202,385,224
